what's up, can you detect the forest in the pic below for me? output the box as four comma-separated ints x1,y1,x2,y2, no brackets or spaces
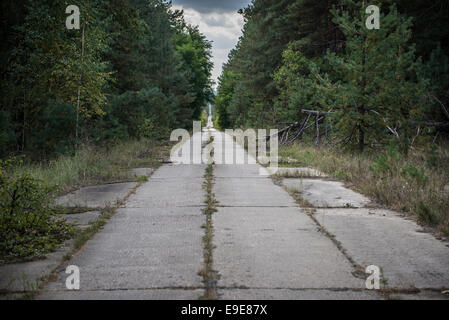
215,0,449,149
215,0,449,232
0,0,213,157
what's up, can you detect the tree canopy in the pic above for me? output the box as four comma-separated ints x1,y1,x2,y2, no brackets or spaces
215,0,449,152
0,0,213,156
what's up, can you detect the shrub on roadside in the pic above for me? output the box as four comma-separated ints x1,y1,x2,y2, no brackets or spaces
0,159,72,263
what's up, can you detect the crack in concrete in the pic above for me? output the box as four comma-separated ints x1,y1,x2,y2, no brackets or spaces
8,286,449,296
199,136,219,300
276,177,368,281
217,205,299,208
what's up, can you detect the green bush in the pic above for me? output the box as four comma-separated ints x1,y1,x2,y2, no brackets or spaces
426,144,439,169
400,165,428,187
415,201,437,225
370,144,403,177
0,159,72,262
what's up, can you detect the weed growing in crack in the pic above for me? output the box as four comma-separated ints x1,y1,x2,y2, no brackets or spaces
199,147,219,299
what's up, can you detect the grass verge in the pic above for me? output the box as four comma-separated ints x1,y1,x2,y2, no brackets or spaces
13,139,171,195
279,142,449,235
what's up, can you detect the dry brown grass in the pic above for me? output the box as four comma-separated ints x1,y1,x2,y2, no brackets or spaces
280,142,449,234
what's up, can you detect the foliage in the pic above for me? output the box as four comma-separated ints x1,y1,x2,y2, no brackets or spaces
200,109,208,128
370,144,403,178
0,0,213,154
216,0,449,153
325,2,426,152
27,100,77,156
0,158,72,262
215,70,240,129
0,110,16,155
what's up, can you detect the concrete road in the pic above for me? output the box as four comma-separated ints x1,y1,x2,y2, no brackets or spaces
37,129,449,300
38,132,208,299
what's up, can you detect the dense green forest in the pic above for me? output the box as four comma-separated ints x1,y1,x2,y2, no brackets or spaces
215,0,449,152
0,0,213,157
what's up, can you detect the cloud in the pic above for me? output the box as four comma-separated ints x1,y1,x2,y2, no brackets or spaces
171,1,250,88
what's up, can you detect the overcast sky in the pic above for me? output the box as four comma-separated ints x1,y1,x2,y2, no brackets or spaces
172,0,252,88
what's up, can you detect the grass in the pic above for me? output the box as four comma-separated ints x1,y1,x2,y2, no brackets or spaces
199,136,219,300
286,185,315,207
0,138,171,264
13,139,172,195
279,142,449,234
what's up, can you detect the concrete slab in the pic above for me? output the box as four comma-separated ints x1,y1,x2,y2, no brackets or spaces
152,164,206,179
37,289,204,300
56,182,138,208
214,164,265,178
41,207,205,294
219,288,381,300
129,168,153,177
62,211,101,227
0,240,73,292
210,131,258,166
314,208,449,289
388,290,449,300
124,178,204,208
268,167,327,178
214,207,364,290
282,178,370,208
215,178,298,207
170,131,209,165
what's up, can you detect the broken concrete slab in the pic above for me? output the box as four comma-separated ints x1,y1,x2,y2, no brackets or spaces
56,182,138,208
282,178,371,208
219,288,381,300
314,208,449,289
268,167,327,177
37,289,204,300
314,207,398,219
214,207,364,290
61,211,101,227
0,240,73,293
387,290,449,300
129,168,153,177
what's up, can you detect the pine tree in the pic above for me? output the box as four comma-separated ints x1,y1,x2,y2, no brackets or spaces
323,1,426,152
